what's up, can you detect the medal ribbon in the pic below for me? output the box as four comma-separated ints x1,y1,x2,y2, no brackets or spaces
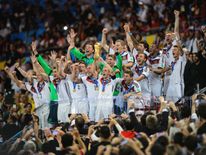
86,76,98,88
37,81,45,93
122,80,134,95
100,78,111,92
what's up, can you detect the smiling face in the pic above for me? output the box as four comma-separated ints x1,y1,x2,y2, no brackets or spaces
137,53,146,65
114,40,125,53
137,43,145,52
149,43,158,55
79,62,86,73
84,44,94,57
37,74,44,82
106,55,115,67
123,71,133,84
86,64,95,77
102,67,110,79
53,68,59,78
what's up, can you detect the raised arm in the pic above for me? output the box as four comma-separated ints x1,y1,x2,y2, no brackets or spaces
201,26,206,40
4,67,26,90
58,56,68,78
14,63,27,78
174,10,180,40
124,23,134,52
30,54,45,74
101,28,109,52
31,41,53,75
66,29,77,61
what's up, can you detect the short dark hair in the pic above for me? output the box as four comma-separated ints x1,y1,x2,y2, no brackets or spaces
61,133,73,148
146,115,157,129
75,116,85,130
78,60,86,66
150,143,166,155
173,132,185,147
184,135,198,152
107,54,116,60
155,136,169,147
140,112,154,126
41,139,59,153
83,41,94,50
24,103,32,109
123,119,134,130
119,145,136,155
124,70,134,77
198,103,206,119
99,125,111,139
139,41,149,51
180,105,191,119
115,39,126,47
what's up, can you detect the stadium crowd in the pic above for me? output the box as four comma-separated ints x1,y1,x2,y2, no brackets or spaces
0,0,206,155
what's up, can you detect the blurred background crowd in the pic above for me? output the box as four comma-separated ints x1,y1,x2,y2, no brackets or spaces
0,0,206,155
0,0,206,61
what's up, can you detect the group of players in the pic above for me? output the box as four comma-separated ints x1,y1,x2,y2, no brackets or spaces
5,10,187,128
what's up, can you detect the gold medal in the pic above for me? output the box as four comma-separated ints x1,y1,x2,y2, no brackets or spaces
73,89,76,92
95,87,99,91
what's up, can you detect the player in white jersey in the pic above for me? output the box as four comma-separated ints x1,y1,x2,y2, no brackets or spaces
123,23,149,63
49,68,71,123
147,44,164,100
4,66,51,128
132,53,151,106
25,74,50,129
166,45,186,102
163,37,178,95
67,78,88,114
95,67,119,121
163,10,180,95
81,64,99,121
101,28,134,68
119,70,142,112
61,62,88,115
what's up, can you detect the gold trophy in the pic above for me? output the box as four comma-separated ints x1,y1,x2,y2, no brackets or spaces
94,42,101,60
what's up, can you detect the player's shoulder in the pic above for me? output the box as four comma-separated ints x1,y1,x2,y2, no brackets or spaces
133,81,140,87
81,76,87,80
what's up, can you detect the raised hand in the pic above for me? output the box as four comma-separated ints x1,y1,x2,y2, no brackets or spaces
121,113,129,119
60,56,65,61
123,23,130,32
102,28,108,34
69,28,77,39
174,10,180,17
49,51,57,61
31,41,38,55
14,62,20,68
159,96,165,103
30,54,37,63
66,34,71,44
67,33,75,49
4,66,10,72
201,26,206,33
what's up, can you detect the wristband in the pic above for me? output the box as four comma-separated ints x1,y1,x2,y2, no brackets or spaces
128,32,132,36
